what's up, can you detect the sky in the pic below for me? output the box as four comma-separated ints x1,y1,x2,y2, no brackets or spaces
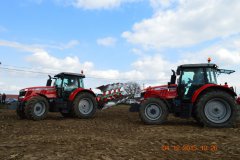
0,0,240,94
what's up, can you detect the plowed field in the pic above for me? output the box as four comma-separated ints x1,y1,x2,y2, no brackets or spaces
0,105,240,160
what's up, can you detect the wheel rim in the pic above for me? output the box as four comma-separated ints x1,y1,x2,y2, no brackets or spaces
33,102,46,117
144,103,162,121
204,98,231,124
78,98,93,115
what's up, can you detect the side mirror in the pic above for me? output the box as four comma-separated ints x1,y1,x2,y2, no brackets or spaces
46,75,52,86
169,70,176,84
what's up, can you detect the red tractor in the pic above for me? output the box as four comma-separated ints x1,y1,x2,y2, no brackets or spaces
138,63,238,127
16,72,98,120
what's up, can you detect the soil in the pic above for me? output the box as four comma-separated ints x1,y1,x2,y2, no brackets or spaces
0,105,240,160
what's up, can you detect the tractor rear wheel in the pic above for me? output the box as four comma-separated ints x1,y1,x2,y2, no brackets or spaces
72,92,97,119
16,105,26,119
195,91,237,127
139,98,169,124
24,96,49,120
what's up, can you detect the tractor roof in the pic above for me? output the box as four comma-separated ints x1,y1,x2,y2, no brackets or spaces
176,63,218,75
176,63,235,75
54,72,85,78
177,63,218,69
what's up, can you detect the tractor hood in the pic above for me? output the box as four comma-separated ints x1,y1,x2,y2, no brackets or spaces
21,86,55,91
146,84,176,91
144,84,178,99
19,86,57,100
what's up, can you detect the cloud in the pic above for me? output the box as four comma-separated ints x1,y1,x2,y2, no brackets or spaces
150,0,177,10
179,36,240,67
0,39,79,52
0,40,93,93
55,0,139,10
123,0,240,49
33,40,80,50
0,39,91,73
211,49,240,65
97,37,117,47
64,40,80,48
26,52,94,73
0,40,44,53
131,54,179,82
0,82,22,93
0,39,171,85
131,48,143,56
73,0,122,9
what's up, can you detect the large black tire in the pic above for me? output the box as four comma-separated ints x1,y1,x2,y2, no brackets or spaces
16,104,27,119
139,98,169,124
195,90,237,127
24,96,49,120
72,92,97,119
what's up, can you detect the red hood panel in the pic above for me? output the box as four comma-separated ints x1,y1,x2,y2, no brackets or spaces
20,86,57,100
144,84,178,99
24,86,55,90
146,84,177,91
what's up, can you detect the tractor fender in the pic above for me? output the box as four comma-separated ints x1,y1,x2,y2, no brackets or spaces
191,84,237,103
69,88,96,101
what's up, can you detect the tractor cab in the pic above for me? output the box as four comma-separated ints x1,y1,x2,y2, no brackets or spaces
175,63,235,101
48,72,85,99
176,63,218,101
17,71,98,120
139,61,238,127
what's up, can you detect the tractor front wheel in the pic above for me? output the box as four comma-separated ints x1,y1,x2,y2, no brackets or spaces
139,98,169,124
195,91,237,127
24,96,49,120
72,92,97,119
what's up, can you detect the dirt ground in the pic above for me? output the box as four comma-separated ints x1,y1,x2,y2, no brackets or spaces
0,105,240,160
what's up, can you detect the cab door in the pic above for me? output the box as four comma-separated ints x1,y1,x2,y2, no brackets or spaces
54,77,63,98
178,68,205,101
62,76,79,100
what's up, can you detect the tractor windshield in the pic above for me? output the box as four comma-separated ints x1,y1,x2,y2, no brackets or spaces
53,76,85,89
54,77,62,88
206,68,217,84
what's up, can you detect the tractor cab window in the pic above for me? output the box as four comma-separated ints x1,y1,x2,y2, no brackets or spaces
206,68,217,84
180,68,204,99
54,78,62,88
63,77,79,91
79,78,84,88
